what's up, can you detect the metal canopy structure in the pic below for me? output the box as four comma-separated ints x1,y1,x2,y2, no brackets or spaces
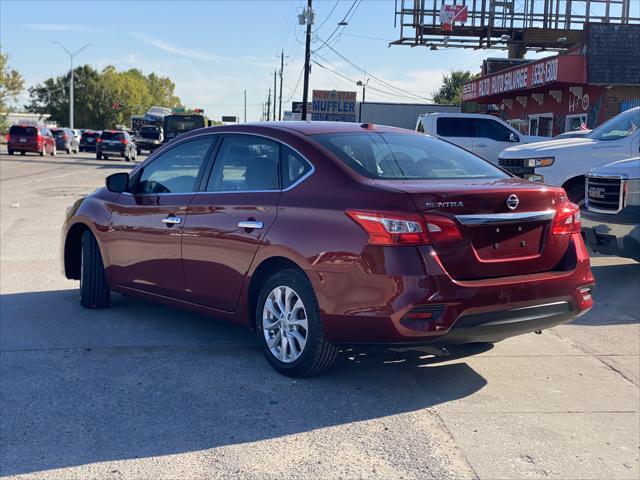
392,0,640,56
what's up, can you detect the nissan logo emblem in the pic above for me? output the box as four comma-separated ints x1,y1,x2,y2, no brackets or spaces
506,194,520,210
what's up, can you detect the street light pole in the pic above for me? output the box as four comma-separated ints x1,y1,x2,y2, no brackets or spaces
53,42,92,129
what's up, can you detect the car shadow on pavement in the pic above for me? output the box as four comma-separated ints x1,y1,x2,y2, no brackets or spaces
0,289,487,476
570,262,640,326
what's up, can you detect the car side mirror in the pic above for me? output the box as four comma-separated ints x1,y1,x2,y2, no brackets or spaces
509,132,520,142
106,172,129,193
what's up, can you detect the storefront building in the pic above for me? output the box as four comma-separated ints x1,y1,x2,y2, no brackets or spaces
461,25,640,137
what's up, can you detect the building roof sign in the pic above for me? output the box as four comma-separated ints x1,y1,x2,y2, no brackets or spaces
462,53,586,102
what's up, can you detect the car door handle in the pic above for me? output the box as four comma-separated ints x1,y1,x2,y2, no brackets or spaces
162,215,182,225
238,221,264,229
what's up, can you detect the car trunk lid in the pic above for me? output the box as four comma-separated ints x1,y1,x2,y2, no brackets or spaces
373,178,571,280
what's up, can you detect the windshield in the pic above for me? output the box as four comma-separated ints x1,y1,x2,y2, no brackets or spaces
313,132,509,180
52,130,66,138
165,115,204,134
588,108,639,141
140,126,161,138
9,125,37,136
101,131,124,141
81,132,100,139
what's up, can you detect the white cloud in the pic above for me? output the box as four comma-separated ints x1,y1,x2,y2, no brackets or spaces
129,33,222,62
24,23,96,33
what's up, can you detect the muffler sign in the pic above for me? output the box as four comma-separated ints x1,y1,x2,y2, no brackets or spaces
312,90,357,122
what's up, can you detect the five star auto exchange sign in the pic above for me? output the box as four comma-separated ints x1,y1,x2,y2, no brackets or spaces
311,90,357,122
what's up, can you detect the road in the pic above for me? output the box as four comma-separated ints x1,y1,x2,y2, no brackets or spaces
1,150,638,480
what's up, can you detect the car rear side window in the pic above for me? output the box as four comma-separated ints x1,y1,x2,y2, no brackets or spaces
281,146,312,189
134,137,214,194
206,136,280,192
313,132,508,180
437,117,475,137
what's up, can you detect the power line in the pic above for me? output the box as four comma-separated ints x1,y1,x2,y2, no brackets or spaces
314,0,340,33
314,0,361,53
314,37,432,102
312,58,430,103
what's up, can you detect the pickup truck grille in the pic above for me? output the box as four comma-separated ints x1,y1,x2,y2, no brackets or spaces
586,175,624,213
498,158,533,177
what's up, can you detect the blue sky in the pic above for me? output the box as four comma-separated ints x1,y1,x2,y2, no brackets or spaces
1,0,550,122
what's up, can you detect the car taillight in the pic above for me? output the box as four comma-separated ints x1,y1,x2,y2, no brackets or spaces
121,139,128,145
36,134,43,143
97,137,102,143
63,134,68,140
346,210,429,245
5,134,9,142
423,214,463,243
552,203,581,235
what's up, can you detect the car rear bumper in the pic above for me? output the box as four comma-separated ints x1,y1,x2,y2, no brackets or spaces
8,143,39,152
314,233,594,345
99,147,126,155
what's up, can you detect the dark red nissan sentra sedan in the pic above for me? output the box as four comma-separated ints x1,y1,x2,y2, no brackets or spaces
61,122,595,376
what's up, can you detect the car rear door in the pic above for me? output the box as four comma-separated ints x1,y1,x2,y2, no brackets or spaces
473,117,516,163
106,136,216,299
181,134,282,312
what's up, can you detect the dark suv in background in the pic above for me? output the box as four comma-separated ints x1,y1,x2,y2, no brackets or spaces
51,128,79,154
79,130,101,152
96,130,137,161
6,124,56,156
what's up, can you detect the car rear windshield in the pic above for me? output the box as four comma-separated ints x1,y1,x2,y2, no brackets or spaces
9,125,37,136
101,131,125,141
81,131,100,139
52,130,66,137
312,132,509,180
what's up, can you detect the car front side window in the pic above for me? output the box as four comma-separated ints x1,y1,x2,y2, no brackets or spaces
476,119,512,141
134,137,214,194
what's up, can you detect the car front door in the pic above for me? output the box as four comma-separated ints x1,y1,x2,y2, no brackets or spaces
473,118,516,163
106,136,216,299
181,134,284,312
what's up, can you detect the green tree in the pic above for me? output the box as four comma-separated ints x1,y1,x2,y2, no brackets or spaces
0,49,25,133
431,70,479,105
25,65,182,129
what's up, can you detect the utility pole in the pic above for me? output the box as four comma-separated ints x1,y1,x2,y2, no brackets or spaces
243,89,247,123
53,42,92,129
301,0,313,120
278,50,284,121
273,69,277,121
266,88,271,122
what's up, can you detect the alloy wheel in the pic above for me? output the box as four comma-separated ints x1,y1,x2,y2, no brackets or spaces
262,286,309,363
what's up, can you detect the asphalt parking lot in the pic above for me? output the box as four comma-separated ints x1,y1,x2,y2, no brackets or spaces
0,150,638,480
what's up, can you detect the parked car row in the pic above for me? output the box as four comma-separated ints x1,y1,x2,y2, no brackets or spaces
6,125,139,162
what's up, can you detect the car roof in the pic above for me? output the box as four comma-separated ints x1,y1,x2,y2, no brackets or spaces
185,121,417,137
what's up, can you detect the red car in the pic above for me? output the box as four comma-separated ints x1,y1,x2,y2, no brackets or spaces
6,124,56,156
61,122,595,377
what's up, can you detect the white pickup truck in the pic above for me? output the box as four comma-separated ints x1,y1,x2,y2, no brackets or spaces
499,107,640,204
415,112,546,163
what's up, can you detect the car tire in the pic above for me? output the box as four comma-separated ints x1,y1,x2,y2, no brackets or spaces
40,146,46,156
103,155,109,160
96,153,102,160
7,149,13,155
21,151,26,155
256,268,339,377
80,230,110,309
51,145,56,156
